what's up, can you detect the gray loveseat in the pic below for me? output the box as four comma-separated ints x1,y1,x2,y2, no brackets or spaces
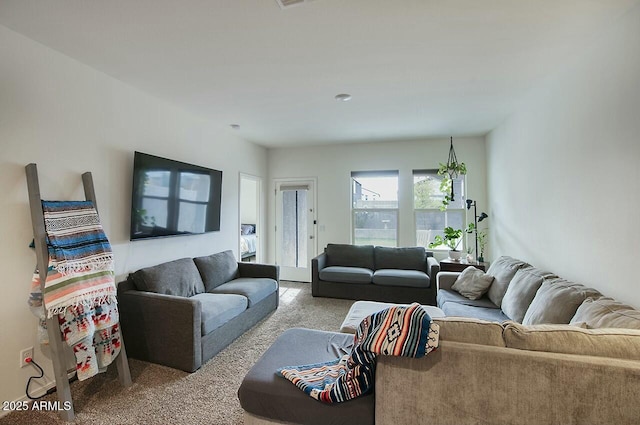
118,250,279,372
312,244,439,305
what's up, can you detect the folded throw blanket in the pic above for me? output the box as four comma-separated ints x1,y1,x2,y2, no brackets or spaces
278,303,439,403
41,201,116,317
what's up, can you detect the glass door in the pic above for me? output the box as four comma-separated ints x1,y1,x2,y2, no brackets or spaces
275,179,316,282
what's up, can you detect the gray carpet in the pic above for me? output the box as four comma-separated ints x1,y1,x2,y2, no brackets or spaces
1,281,353,425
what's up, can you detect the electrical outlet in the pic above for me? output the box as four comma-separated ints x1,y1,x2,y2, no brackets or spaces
20,347,33,368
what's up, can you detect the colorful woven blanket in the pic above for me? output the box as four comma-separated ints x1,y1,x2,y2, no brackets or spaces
40,201,116,317
59,302,121,381
28,201,121,381
278,303,439,403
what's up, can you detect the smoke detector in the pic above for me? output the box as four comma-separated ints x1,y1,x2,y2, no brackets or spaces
276,0,314,9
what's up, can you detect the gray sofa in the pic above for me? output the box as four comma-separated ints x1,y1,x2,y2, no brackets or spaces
312,244,439,305
118,250,279,372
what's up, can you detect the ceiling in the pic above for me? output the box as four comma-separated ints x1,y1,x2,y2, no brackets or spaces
1,0,638,147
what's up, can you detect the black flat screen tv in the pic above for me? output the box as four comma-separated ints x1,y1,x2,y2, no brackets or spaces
130,151,222,240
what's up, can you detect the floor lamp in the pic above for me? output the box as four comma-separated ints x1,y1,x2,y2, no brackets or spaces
466,199,488,262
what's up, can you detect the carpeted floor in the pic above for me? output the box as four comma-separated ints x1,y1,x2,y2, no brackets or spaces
1,281,354,425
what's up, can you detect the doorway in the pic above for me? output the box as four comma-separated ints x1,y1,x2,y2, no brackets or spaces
275,179,317,282
239,173,261,263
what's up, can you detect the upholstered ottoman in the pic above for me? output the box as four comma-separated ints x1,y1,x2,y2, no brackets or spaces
339,300,445,333
238,328,374,425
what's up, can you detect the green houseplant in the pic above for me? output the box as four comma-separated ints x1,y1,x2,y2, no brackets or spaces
477,229,488,262
428,226,463,260
437,153,467,211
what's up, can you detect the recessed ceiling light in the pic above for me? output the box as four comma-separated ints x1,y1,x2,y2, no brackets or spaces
230,124,240,130
335,93,352,102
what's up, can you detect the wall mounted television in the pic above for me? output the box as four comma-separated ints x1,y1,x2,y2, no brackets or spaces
130,151,222,240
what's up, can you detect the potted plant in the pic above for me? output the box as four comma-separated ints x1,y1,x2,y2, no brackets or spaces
437,159,467,211
428,226,463,260
477,229,488,262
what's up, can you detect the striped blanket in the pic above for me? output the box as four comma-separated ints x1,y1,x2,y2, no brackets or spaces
40,201,116,317
278,303,439,403
29,201,121,380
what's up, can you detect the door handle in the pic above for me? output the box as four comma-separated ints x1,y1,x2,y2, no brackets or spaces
310,235,314,239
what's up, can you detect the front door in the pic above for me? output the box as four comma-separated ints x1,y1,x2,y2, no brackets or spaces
275,179,316,282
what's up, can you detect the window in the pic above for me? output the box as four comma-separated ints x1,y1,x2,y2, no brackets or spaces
351,171,398,247
413,170,465,250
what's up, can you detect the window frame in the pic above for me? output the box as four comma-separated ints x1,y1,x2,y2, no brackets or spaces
413,169,466,252
350,170,399,247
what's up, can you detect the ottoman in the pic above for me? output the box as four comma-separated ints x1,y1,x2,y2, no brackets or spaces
238,328,374,425
340,300,445,333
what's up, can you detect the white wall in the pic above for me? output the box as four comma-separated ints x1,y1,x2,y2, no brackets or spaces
486,4,640,308
240,178,258,224
267,137,487,263
0,25,267,406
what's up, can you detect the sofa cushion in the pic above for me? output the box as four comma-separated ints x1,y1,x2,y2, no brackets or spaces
485,256,529,308
191,293,248,335
570,297,640,329
193,250,239,292
504,321,640,361
319,266,373,284
501,267,556,323
437,289,499,309
522,278,600,325
209,277,278,307
372,269,430,288
433,317,506,347
325,243,375,270
440,302,510,322
451,267,494,300
374,246,427,272
130,257,205,297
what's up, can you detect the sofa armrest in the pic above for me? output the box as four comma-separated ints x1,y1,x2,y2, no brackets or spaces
311,253,327,297
376,341,640,425
118,287,202,372
436,271,460,291
427,256,440,279
238,262,279,281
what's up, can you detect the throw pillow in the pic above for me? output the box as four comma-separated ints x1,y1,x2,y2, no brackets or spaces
451,267,494,300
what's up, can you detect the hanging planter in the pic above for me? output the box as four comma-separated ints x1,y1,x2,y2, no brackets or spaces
437,137,467,211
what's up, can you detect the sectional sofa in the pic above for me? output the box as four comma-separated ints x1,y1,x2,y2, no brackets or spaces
118,250,279,372
312,243,440,305
239,255,640,425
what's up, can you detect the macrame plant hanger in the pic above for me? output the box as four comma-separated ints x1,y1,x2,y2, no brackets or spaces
25,163,132,421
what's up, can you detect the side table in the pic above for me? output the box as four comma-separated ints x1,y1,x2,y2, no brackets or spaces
439,259,487,273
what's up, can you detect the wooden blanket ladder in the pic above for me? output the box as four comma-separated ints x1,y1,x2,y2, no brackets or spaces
25,163,132,422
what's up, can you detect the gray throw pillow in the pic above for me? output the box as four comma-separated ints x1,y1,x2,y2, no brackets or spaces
193,250,239,292
485,256,529,308
131,257,205,297
451,267,494,300
501,267,556,323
